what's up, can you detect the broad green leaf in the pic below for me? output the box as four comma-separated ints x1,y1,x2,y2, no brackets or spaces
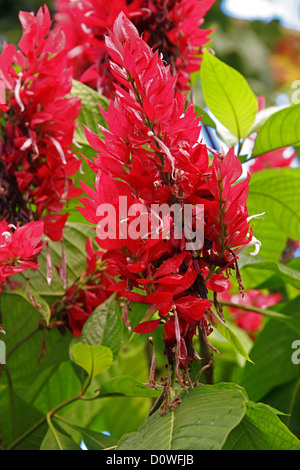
70,79,108,149
25,362,84,411
93,341,153,439
252,104,300,157
12,222,98,298
0,293,70,389
71,343,113,380
240,296,300,402
247,168,300,260
0,390,48,450
223,401,300,450
200,50,258,140
24,361,107,439
247,104,289,135
117,383,247,450
238,255,300,334
61,424,117,450
194,105,217,129
71,295,123,360
99,376,160,398
262,377,300,439
3,286,51,325
66,82,108,223
40,424,80,450
239,252,300,290
211,313,253,363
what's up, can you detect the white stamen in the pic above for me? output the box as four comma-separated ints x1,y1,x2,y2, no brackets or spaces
153,135,177,180
20,138,32,151
49,136,66,165
81,23,92,34
234,235,262,257
0,231,12,248
68,45,84,59
247,212,265,223
14,73,25,112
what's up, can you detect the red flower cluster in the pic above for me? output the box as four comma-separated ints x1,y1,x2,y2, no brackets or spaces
0,5,81,241
79,13,258,373
54,0,215,97
0,220,45,292
51,237,115,337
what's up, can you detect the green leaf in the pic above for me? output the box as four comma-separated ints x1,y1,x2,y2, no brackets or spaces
247,104,289,135
252,104,300,157
12,222,98,298
247,168,300,260
240,296,300,402
71,295,123,360
0,391,48,450
69,79,108,149
23,361,107,438
40,424,80,450
99,376,160,398
239,253,300,290
200,50,258,140
194,105,217,128
211,313,253,363
67,81,108,223
117,383,247,450
223,401,300,450
262,377,300,439
0,293,70,389
3,286,51,325
71,344,113,380
64,425,117,450
92,341,154,439
238,255,300,334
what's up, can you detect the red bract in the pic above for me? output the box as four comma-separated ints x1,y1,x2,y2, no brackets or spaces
0,219,45,291
206,147,258,263
0,5,81,241
79,13,257,376
54,0,215,97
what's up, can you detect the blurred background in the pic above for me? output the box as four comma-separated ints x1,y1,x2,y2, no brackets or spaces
0,0,299,105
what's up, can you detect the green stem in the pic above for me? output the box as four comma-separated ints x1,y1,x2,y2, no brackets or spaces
212,299,293,322
198,328,214,385
147,388,165,418
237,139,244,156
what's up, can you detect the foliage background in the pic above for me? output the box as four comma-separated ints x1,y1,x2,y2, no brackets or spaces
1,0,300,451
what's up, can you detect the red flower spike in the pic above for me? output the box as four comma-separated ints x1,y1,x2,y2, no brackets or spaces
0,5,81,241
79,12,257,375
54,0,216,97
